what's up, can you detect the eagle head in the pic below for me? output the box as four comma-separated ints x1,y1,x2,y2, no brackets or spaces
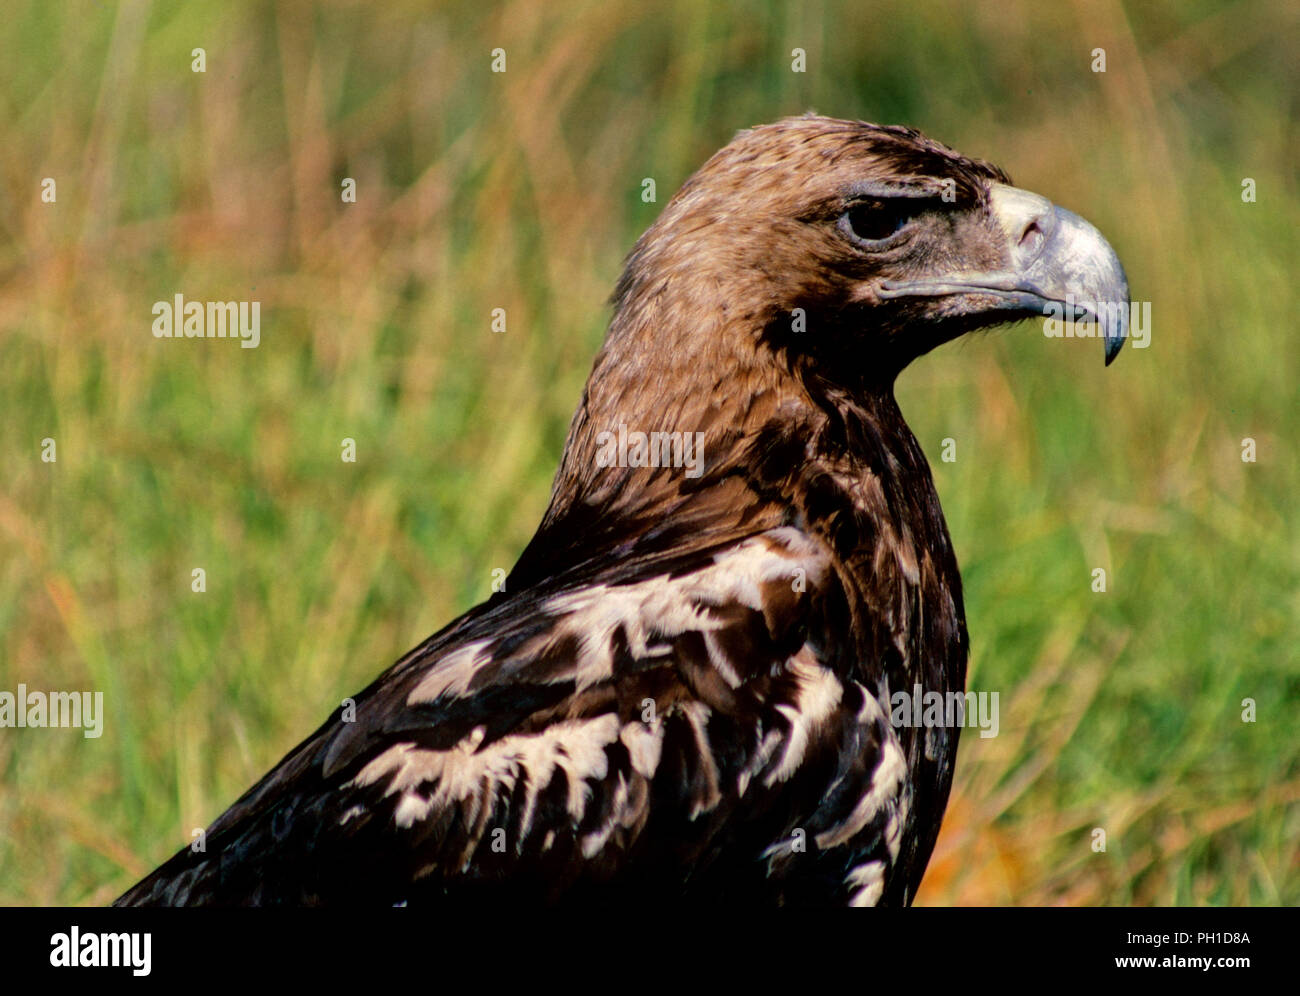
611,114,1130,387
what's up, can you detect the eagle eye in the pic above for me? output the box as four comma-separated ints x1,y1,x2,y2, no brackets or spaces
841,199,915,244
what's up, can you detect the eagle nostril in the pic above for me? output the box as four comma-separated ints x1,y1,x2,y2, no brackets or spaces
1020,218,1046,255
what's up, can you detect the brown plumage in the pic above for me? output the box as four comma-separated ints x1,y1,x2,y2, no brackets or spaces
117,115,1128,907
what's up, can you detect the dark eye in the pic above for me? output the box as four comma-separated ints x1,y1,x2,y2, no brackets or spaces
842,199,913,243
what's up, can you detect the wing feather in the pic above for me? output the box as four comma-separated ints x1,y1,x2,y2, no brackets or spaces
116,526,910,906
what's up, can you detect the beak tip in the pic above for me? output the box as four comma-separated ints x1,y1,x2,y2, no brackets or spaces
1104,332,1125,365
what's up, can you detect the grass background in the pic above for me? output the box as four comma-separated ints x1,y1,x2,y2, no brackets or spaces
0,0,1295,906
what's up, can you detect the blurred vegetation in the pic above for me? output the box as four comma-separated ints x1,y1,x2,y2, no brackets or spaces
0,0,1295,906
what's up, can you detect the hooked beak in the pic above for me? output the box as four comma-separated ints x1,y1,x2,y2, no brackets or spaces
879,183,1131,364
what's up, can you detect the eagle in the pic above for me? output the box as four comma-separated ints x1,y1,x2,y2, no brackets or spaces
116,115,1128,907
